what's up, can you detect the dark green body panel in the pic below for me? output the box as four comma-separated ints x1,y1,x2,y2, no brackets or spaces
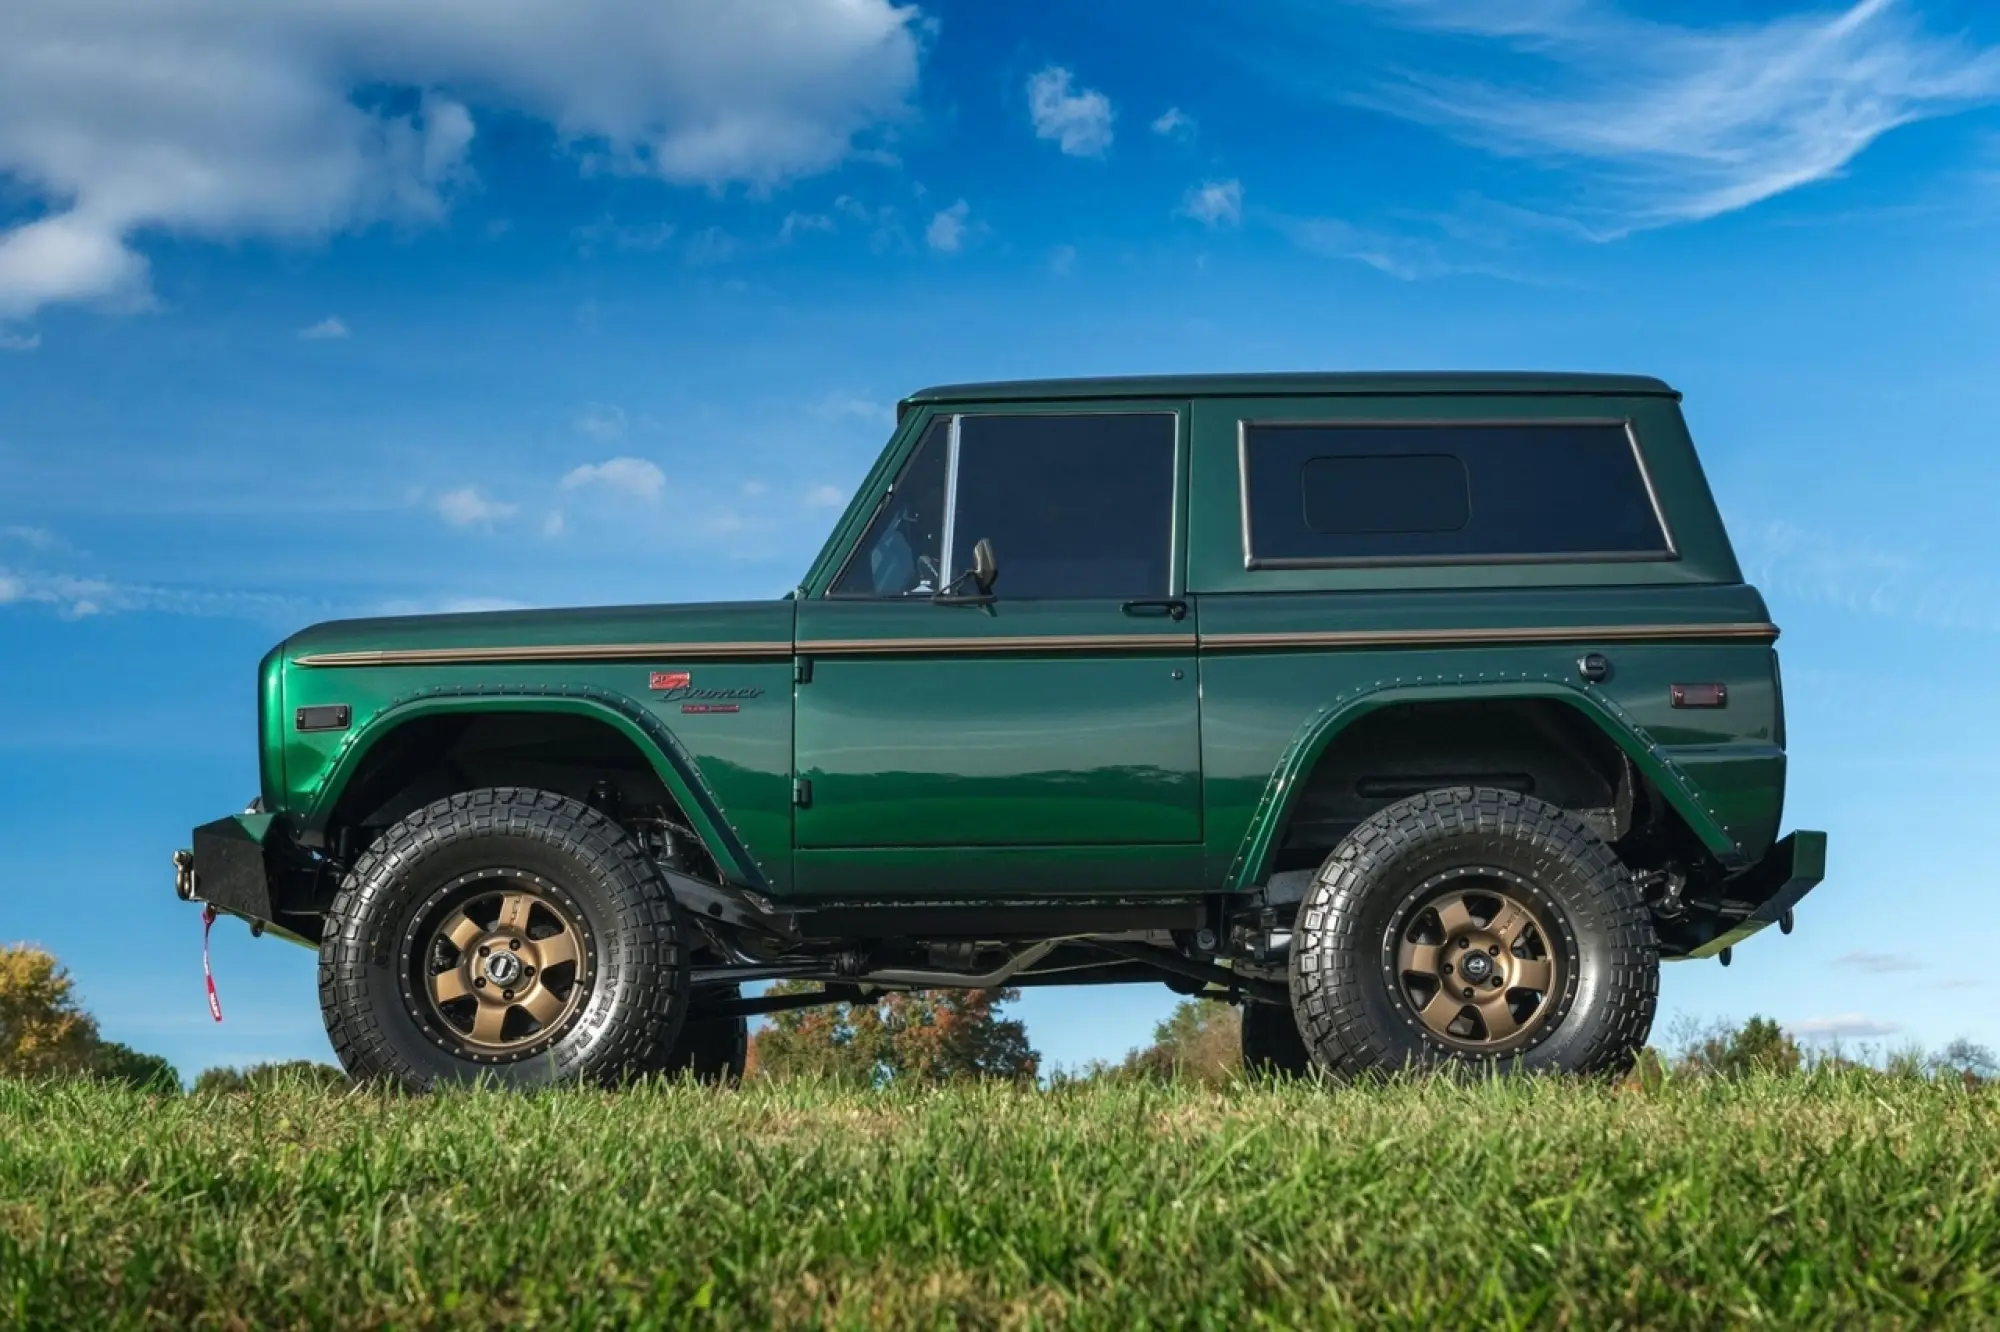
276,602,798,892
236,372,1816,929
792,599,1202,900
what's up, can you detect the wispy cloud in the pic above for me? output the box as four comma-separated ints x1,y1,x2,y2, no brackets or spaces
434,487,517,527
297,316,349,340
1355,0,2000,233
1273,213,1513,281
1151,106,1195,140
1787,1014,1902,1040
811,392,893,427
0,329,39,351
1833,950,1923,974
1027,66,1115,157
1737,519,2000,633
3,525,59,550
1178,179,1243,228
805,484,846,509
926,199,971,253
0,566,317,621
571,216,676,254
574,403,627,442
560,457,666,501
1049,243,1077,276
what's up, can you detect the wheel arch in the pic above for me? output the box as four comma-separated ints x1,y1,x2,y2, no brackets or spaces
1229,681,1738,891
304,689,766,889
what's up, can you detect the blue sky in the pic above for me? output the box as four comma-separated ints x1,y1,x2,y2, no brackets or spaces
4,0,2000,1080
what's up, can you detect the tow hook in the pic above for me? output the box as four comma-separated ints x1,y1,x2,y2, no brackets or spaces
1779,908,1795,935
173,849,197,901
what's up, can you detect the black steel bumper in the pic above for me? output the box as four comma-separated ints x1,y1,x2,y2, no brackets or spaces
174,811,320,947
1685,829,1829,959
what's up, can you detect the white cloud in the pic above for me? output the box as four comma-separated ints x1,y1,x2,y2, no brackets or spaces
1360,0,2000,231
3,526,58,549
811,393,893,426
0,0,924,318
926,199,970,252
574,402,627,441
0,330,39,351
434,486,517,526
805,484,846,508
0,566,310,619
572,216,676,253
1027,66,1115,157
1151,107,1194,139
778,212,835,243
1788,1014,1902,1040
1178,178,1243,228
683,225,739,266
1833,951,1923,974
560,456,666,500
541,510,566,538
298,316,350,340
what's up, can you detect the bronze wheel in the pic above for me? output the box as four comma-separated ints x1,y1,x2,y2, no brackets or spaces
407,869,593,1061
1291,788,1657,1079
1388,868,1564,1054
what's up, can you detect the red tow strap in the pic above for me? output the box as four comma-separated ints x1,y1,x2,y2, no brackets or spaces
202,904,224,1022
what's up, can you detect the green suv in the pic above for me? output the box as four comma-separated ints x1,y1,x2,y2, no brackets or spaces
174,372,1826,1087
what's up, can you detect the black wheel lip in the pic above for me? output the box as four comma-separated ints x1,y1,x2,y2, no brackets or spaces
394,865,600,1067
1376,862,1580,1059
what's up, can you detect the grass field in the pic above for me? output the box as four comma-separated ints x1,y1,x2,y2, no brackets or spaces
4,1072,1998,1329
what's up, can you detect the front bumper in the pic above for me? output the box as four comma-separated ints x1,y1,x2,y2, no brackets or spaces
174,810,320,948
1684,829,1828,959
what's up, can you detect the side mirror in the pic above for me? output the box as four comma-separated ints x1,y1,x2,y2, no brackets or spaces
934,537,999,606
970,538,997,595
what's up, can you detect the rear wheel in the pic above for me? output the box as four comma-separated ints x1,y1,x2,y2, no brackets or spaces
318,788,689,1090
1239,1001,1312,1078
648,983,748,1083
1289,787,1657,1078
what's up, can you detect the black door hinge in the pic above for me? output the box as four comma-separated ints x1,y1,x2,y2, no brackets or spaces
793,778,812,808
795,656,813,685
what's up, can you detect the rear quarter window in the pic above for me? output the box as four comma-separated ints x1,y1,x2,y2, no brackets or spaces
1242,421,1673,567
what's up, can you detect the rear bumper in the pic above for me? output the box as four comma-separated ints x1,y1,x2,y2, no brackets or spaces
1684,829,1828,959
173,810,319,947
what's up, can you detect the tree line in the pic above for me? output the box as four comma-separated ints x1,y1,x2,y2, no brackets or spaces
8,941,1995,1091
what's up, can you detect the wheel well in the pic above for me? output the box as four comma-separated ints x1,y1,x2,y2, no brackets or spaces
327,712,702,862
1269,699,1708,876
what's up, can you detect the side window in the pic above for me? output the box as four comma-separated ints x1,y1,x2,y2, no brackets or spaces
1242,421,1671,567
951,413,1175,599
829,417,951,597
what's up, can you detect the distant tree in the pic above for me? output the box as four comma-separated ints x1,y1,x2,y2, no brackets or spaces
0,943,103,1077
91,1040,181,1092
193,1060,348,1095
1,944,180,1086
1933,1038,1999,1085
1675,1015,1802,1079
1103,998,1242,1084
748,984,1037,1085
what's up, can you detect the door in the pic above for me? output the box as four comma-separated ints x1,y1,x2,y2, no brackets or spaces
792,404,1200,899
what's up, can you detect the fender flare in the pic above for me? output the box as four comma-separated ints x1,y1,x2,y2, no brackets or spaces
1226,678,1741,891
301,684,769,890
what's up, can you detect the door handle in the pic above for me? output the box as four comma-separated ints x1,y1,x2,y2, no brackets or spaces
1122,599,1187,621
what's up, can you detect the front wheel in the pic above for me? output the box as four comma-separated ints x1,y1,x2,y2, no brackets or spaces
318,788,690,1090
1289,787,1658,1079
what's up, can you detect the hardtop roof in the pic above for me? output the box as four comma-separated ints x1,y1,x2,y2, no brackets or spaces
903,371,1678,409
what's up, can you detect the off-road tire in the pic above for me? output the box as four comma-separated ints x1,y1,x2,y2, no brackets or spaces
1289,787,1657,1079
649,983,748,1083
319,787,689,1090
1239,1000,1313,1078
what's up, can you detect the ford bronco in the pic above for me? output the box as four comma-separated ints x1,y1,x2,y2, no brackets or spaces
174,372,1826,1087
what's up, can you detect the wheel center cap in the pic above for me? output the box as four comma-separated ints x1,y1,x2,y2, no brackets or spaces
483,950,523,987
1460,950,1494,982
